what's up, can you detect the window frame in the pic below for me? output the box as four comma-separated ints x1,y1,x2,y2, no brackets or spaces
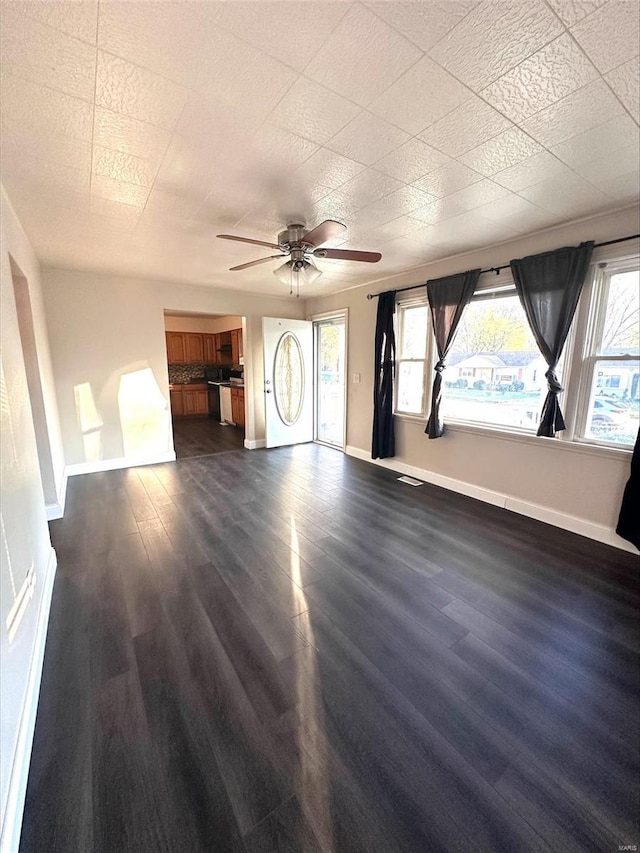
392,240,639,457
394,297,430,418
564,254,639,452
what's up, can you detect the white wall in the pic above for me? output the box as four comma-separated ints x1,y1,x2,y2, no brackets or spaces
306,205,640,549
42,269,305,468
0,186,60,850
163,314,243,333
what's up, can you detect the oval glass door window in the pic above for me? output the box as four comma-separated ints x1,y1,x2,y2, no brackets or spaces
274,332,304,425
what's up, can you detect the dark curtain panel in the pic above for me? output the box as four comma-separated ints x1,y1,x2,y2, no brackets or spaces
425,269,480,439
616,427,640,549
372,290,396,459
510,241,594,437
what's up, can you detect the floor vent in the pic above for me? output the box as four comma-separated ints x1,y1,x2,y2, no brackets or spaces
397,475,424,486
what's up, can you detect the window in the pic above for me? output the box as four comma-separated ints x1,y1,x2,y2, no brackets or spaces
575,264,639,448
440,287,554,431
392,247,639,455
395,301,428,415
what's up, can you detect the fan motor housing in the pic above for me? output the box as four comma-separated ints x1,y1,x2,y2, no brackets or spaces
278,223,307,248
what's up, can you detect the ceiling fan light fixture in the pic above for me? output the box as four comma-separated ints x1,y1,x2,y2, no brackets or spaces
273,258,323,294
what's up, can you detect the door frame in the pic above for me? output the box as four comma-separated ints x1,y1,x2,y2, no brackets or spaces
310,309,348,451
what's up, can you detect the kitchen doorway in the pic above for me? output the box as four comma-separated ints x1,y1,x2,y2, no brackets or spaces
314,312,347,450
164,311,247,459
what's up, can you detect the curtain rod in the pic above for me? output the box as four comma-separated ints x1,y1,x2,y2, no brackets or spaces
365,233,640,300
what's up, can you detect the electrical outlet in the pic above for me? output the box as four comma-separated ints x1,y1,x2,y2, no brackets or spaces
352,373,361,384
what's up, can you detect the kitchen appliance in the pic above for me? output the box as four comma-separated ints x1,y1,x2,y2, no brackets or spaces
205,366,232,421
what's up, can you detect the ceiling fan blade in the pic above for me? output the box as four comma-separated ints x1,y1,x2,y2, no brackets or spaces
217,234,282,250
229,255,283,271
313,248,382,263
301,219,346,247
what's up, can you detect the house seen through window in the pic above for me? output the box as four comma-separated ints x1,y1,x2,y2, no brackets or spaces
441,292,550,432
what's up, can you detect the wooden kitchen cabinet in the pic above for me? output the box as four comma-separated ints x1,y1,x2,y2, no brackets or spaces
230,387,245,428
169,388,184,416
204,334,216,363
171,384,208,417
231,328,243,365
166,332,186,363
186,333,204,363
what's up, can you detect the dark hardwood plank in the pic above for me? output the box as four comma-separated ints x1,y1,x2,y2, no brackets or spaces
172,415,244,459
21,443,639,852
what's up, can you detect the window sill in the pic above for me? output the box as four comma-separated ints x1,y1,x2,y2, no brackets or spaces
393,412,633,461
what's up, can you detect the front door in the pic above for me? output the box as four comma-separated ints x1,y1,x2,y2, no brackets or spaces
263,318,313,448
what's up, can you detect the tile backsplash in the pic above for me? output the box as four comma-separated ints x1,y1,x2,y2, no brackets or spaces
168,363,207,384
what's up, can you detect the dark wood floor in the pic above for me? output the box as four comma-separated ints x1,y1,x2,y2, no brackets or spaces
21,444,639,852
172,415,245,459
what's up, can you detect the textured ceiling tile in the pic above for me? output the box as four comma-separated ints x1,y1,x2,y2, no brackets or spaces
90,175,151,207
92,146,158,188
545,0,607,27
410,197,467,224
199,1,349,73
326,112,410,166
441,179,511,211
7,0,99,44
304,4,421,107
552,115,639,167
90,196,143,227
383,185,439,215
96,51,189,132
573,144,640,189
571,1,640,74
459,128,542,176
337,170,403,211
0,74,94,141
493,151,575,191
190,31,298,124
428,0,563,90
312,188,362,224
606,59,640,124
598,170,640,205
145,186,212,221
473,195,555,232
294,148,366,190
373,139,452,184
268,78,360,146
419,97,512,157
2,154,90,194
412,161,483,198
368,56,471,135
519,79,626,148
249,124,319,172
153,134,226,200
365,216,426,242
482,34,598,124
0,5,96,101
365,0,479,52
518,172,611,214
94,108,171,166
98,2,208,86
1,129,92,172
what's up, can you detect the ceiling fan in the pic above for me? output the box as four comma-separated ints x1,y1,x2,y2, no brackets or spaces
217,220,381,296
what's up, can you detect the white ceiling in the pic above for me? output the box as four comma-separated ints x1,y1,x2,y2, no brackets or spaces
1,0,638,297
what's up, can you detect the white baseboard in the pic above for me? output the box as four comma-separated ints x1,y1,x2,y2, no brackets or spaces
346,445,637,554
45,467,68,520
244,438,266,450
65,450,176,477
0,547,57,853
